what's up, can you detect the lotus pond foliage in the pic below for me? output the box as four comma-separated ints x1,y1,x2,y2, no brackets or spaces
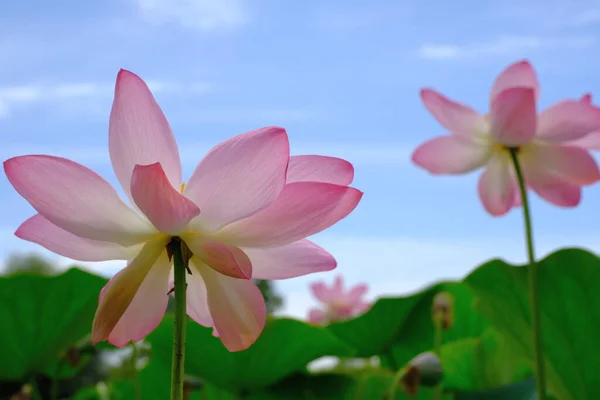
2,59,600,400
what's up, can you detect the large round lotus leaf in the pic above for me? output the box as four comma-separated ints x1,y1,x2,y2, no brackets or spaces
0,268,107,379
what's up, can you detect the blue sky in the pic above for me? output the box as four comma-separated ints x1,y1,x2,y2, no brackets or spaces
2,0,600,318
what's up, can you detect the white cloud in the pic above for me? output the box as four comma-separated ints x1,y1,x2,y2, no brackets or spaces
58,258,126,277
52,83,113,98
418,45,463,60
136,0,248,31
0,79,212,119
145,80,213,94
0,251,125,279
418,35,596,60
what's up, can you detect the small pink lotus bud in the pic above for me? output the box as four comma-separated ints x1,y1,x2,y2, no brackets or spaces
401,352,443,397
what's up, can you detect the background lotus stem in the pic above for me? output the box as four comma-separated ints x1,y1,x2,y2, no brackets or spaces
509,147,546,399
433,314,443,400
29,378,42,400
388,367,408,400
131,342,141,400
50,376,59,400
50,358,64,400
170,237,188,400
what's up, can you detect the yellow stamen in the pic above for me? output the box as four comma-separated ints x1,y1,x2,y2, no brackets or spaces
180,182,186,194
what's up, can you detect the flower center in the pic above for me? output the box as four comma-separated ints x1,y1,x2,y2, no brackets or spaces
491,142,522,157
504,145,520,154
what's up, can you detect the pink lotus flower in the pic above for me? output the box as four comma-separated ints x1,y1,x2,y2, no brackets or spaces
412,60,600,216
4,70,363,351
307,276,370,324
566,94,600,150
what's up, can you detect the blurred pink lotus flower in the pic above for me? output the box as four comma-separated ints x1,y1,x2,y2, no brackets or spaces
566,94,600,150
412,60,600,216
4,70,363,352
307,276,370,324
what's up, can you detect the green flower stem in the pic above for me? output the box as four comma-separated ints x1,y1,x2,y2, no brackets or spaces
30,377,42,400
131,342,141,400
50,358,64,400
388,367,408,400
170,238,188,400
508,148,546,399
433,315,443,400
50,376,59,400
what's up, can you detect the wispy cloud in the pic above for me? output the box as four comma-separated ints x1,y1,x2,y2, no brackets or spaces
2,229,599,319
276,233,600,319
0,80,212,119
418,35,596,60
58,258,126,278
136,0,248,32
